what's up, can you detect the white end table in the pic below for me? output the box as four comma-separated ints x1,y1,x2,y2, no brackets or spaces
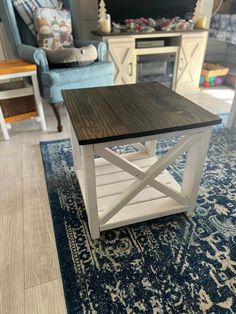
64,83,221,239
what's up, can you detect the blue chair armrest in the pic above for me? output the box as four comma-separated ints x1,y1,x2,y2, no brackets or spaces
17,44,49,72
74,40,107,61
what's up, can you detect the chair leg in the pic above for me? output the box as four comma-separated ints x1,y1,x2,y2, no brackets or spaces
50,102,63,132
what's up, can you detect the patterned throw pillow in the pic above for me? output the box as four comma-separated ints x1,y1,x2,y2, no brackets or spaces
33,8,73,49
13,0,63,34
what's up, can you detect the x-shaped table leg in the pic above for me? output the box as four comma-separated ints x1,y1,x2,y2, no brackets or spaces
96,133,201,225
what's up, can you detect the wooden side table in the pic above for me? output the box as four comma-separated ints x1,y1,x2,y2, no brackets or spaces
63,82,221,239
0,59,46,140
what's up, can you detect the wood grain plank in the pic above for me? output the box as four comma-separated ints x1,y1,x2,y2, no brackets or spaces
0,213,24,314
96,165,149,186
95,156,156,176
96,170,177,199
0,102,68,313
5,111,38,123
100,197,187,231
22,144,61,288
0,128,24,314
24,279,66,314
62,88,128,143
0,59,36,75
0,178,23,216
22,142,45,180
99,83,221,132
97,186,166,211
63,82,221,145
0,149,23,215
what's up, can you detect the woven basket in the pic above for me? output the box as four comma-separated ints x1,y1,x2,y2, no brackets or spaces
201,63,229,78
0,80,37,122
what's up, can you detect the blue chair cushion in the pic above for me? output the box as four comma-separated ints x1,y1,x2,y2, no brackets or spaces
41,61,114,87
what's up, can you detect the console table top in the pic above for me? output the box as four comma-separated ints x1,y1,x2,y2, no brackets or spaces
63,82,221,145
92,29,208,37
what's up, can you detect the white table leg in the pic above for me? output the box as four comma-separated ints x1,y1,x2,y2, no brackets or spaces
31,74,47,131
227,88,236,129
145,140,157,157
70,120,82,170
182,128,212,216
81,145,100,239
0,106,9,140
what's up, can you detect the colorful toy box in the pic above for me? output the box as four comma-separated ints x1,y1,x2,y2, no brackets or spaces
200,63,229,87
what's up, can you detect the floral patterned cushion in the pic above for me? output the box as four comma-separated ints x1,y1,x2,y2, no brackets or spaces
33,7,73,49
13,0,63,34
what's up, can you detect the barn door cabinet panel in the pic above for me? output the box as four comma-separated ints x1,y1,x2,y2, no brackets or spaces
175,33,208,92
107,37,136,85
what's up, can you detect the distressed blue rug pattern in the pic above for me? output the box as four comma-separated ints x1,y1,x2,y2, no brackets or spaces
40,113,236,314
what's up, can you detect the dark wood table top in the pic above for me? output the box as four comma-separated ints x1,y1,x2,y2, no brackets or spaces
63,82,221,145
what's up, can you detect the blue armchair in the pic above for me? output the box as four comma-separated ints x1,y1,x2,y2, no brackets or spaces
0,0,114,131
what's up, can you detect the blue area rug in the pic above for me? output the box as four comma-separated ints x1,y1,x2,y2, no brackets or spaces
40,113,236,314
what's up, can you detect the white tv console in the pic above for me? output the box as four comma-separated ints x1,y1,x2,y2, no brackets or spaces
93,29,208,92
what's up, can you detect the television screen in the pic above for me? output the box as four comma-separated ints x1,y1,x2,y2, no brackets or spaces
104,0,197,22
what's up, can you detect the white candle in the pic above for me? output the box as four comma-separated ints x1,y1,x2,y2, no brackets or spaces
195,16,206,29
100,14,111,33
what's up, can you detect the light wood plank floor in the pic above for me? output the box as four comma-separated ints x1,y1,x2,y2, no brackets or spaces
0,86,234,314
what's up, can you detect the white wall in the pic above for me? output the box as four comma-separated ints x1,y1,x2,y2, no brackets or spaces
201,0,214,28
205,39,236,70
75,0,98,39
204,0,236,68
225,45,236,67
205,38,228,63
0,22,15,59
225,45,236,74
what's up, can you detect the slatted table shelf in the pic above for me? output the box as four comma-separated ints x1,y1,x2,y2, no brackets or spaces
63,82,221,239
89,152,185,232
